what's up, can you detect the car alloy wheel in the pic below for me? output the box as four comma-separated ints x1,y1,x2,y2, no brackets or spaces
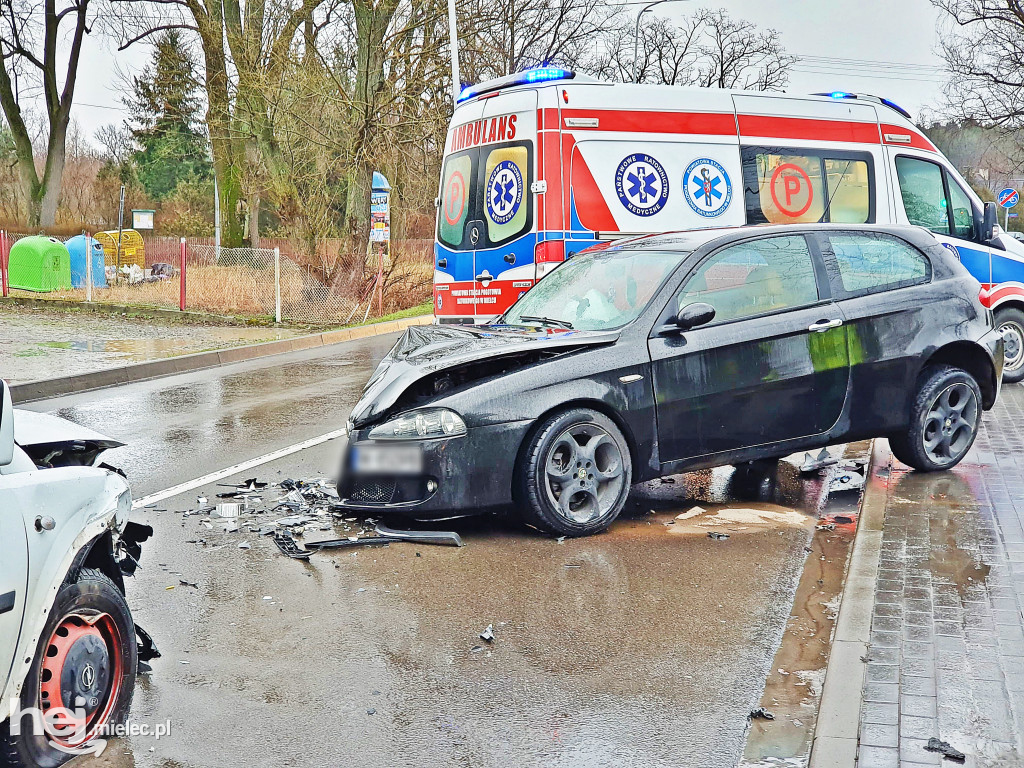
921,382,979,466
543,423,626,524
38,611,124,749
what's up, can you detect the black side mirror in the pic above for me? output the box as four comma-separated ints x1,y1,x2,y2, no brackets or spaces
982,201,997,242
675,301,716,330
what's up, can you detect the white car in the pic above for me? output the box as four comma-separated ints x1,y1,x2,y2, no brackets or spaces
0,381,153,766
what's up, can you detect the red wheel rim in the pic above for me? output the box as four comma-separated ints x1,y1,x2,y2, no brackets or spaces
37,611,123,748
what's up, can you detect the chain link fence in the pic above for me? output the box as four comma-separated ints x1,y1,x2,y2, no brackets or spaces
0,231,432,326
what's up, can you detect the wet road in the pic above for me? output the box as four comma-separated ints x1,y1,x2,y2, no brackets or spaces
18,334,859,768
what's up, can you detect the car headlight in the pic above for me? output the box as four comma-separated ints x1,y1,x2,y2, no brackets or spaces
368,408,467,440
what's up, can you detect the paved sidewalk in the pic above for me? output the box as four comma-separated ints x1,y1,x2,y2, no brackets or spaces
857,385,1024,767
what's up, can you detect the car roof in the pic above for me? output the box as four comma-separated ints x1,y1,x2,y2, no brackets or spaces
609,223,941,254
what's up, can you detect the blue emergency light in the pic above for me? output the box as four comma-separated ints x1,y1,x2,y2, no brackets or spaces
813,91,913,120
458,67,576,103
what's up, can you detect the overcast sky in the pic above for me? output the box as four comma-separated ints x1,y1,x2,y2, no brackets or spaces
62,0,949,141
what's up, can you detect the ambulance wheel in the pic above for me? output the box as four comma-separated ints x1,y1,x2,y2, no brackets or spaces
995,307,1024,383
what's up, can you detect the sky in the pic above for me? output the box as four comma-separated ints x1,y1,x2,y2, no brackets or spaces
59,0,949,141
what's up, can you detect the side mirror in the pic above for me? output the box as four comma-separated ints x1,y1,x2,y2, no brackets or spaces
675,301,716,330
0,381,14,467
982,201,997,242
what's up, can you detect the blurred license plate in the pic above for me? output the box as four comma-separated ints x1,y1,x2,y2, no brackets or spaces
352,445,423,475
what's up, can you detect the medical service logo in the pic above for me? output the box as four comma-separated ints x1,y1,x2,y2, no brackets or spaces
683,158,732,218
486,161,524,225
615,153,669,217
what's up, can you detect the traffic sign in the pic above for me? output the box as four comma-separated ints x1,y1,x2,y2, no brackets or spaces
998,188,1019,208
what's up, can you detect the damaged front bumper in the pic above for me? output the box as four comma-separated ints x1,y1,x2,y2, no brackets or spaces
336,419,533,517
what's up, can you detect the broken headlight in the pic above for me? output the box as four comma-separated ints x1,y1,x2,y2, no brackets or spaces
368,408,467,440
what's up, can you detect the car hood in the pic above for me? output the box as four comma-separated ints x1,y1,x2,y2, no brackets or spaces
349,323,619,427
14,409,123,467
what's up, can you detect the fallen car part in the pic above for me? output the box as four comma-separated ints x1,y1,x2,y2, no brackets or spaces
799,448,838,474
375,524,464,547
707,531,730,541
303,536,392,550
924,738,966,763
272,532,312,560
136,625,161,674
480,624,494,643
749,707,775,720
118,521,154,577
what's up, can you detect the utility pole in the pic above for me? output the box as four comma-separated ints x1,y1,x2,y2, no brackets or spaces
633,0,687,83
447,0,461,103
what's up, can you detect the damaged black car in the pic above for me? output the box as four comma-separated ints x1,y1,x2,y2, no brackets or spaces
338,224,1003,536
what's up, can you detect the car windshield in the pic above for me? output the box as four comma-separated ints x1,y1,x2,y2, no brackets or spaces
503,248,686,331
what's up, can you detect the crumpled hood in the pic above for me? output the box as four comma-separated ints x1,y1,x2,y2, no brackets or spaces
349,323,618,427
14,409,123,467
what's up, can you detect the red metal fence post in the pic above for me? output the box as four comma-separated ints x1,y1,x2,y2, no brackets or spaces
1,230,8,298
179,237,186,311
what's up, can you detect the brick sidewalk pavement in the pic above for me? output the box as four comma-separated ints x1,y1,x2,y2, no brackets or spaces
857,385,1024,767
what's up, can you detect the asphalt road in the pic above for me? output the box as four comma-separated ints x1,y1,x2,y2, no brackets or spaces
22,333,853,768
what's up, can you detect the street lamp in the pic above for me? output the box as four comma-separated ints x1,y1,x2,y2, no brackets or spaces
632,0,688,83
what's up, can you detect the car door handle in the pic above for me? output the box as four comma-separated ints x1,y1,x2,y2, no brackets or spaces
808,318,843,333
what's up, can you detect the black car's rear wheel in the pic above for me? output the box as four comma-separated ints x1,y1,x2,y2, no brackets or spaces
889,365,981,472
516,408,632,537
995,307,1024,383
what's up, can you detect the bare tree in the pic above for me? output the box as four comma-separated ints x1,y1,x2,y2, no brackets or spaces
932,0,1024,126
587,8,796,91
0,0,95,225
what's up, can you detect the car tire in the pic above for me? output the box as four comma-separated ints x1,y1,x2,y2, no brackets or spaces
516,408,632,537
0,568,137,768
995,306,1024,383
889,365,982,472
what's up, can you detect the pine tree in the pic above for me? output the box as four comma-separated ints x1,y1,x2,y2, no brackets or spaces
128,31,212,200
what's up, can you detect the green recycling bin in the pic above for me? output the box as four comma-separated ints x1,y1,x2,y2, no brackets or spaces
8,236,72,292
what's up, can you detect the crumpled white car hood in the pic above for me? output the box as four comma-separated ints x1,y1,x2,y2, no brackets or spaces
14,409,123,449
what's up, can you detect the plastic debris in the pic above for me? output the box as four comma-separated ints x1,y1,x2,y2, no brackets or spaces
799,448,838,474
749,707,775,720
237,541,251,550
707,531,730,541
480,624,494,643
924,738,965,763
216,502,242,518
273,532,312,560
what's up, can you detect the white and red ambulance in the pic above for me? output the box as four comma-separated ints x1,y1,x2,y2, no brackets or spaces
434,67,1024,381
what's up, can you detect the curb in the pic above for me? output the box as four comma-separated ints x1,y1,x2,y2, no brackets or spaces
10,314,433,404
808,438,892,768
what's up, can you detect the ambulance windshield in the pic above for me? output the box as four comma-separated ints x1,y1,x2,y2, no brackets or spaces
502,249,683,331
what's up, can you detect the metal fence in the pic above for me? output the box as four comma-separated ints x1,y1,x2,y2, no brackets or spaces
0,231,431,325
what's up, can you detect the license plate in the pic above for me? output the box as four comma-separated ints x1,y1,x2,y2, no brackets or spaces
352,444,423,475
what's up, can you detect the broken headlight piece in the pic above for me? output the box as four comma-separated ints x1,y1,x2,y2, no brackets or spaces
368,408,467,440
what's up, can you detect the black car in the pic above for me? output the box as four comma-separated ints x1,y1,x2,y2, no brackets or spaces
338,224,1004,536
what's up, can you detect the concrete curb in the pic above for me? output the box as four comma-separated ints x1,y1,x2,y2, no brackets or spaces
808,438,892,768
10,314,433,404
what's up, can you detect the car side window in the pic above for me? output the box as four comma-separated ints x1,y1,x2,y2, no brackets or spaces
678,235,820,324
822,232,930,300
895,155,978,241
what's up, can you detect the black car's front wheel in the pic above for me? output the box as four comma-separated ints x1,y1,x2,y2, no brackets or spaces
889,365,982,472
516,408,632,537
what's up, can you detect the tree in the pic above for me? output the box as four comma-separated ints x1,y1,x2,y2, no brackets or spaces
0,0,94,226
589,8,796,90
931,0,1024,126
127,29,211,200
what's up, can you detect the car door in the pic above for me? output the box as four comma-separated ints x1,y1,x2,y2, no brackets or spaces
649,233,850,463
812,230,934,434
0,474,30,697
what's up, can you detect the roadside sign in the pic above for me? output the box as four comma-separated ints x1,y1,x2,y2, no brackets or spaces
998,188,1019,208
1012,213,1020,219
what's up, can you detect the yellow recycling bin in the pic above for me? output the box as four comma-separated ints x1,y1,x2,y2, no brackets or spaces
95,230,146,269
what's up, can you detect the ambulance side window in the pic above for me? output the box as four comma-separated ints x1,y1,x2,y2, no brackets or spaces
894,156,978,241
742,147,874,226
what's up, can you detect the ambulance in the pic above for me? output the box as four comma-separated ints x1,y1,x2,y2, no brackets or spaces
433,67,1024,382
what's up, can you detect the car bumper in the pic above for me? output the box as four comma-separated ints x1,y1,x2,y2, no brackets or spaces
336,420,533,517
